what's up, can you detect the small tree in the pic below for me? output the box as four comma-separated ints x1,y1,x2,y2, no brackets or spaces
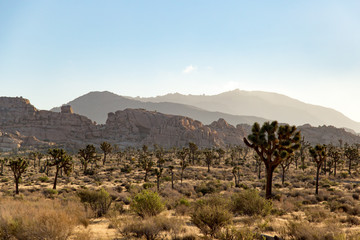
279,155,293,185
344,144,358,176
48,148,73,189
154,146,165,191
232,166,241,187
139,152,154,182
177,148,188,184
188,142,198,165
168,165,175,189
244,121,301,199
204,149,215,173
78,144,98,174
9,157,28,194
328,145,341,177
309,144,327,195
100,141,113,166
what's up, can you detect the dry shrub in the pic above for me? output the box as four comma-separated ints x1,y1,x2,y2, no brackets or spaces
77,188,113,217
304,207,330,223
191,195,232,238
231,189,272,216
217,226,257,240
0,197,86,240
123,215,179,240
285,221,342,240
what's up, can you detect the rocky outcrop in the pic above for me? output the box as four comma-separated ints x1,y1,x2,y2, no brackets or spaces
104,109,245,148
1,97,360,151
0,97,99,150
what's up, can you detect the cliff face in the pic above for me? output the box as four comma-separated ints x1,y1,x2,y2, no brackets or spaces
1,97,360,151
104,109,246,148
0,97,99,150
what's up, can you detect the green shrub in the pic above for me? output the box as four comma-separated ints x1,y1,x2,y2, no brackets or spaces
38,175,49,183
191,195,232,237
143,182,155,189
131,190,165,218
231,189,272,216
77,188,113,217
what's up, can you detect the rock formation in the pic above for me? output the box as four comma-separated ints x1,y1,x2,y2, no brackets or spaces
0,97,360,151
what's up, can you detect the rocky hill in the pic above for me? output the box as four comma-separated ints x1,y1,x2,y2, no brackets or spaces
1,97,360,151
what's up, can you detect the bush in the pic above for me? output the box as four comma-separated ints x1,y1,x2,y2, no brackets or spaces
38,175,49,183
231,189,272,216
194,180,225,196
123,215,178,240
77,188,113,217
0,197,86,240
191,195,232,237
217,226,257,240
131,190,165,218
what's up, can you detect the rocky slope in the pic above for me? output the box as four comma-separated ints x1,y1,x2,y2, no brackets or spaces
1,97,360,151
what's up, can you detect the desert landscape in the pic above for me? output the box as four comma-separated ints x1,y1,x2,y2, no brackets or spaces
2,1,360,239
1,96,360,239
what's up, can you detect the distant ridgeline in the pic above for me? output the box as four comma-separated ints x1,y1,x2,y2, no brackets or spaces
0,97,359,152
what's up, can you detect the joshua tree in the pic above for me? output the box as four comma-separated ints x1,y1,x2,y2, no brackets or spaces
188,142,198,165
279,155,293,185
309,144,327,195
203,148,215,173
215,148,226,165
139,151,154,182
299,137,310,171
253,155,262,179
48,148,73,190
154,146,165,191
328,145,341,177
168,165,175,189
177,147,188,184
344,144,359,175
232,166,241,187
9,157,28,194
0,157,8,175
115,150,124,167
244,121,301,199
78,144,98,174
100,141,113,166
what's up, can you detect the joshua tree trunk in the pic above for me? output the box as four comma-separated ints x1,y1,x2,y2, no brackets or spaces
171,171,174,189
156,175,160,191
258,163,261,179
265,166,274,199
281,166,285,185
53,167,59,190
334,161,337,177
15,179,19,194
315,166,321,195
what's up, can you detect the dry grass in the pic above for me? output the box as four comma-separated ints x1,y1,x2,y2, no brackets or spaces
0,197,87,240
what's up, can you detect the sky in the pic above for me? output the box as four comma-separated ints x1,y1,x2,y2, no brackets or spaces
1,1,360,121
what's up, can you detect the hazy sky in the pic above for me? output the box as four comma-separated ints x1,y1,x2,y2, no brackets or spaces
1,1,360,121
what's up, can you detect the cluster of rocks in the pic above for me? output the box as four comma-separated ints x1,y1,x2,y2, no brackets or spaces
0,97,359,151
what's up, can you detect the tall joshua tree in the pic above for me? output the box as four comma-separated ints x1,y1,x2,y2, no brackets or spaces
244,121,301,199
48,148,73,190
309,144,327,195
154,146,165,191
9,157,28,194
100,141,113,166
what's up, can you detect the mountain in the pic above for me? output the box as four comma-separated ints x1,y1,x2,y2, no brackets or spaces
135,89,360,133
51,91,266,126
